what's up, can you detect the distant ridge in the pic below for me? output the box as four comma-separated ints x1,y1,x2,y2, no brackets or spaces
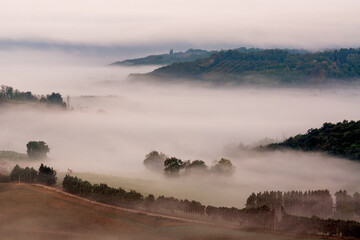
130,48,360,85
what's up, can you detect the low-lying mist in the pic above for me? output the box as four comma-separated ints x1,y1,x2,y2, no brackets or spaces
1,50,360,207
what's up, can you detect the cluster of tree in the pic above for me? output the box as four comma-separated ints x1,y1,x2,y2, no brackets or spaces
9,164,57,185
267,120,360,161
143,151,235,177
26,141,50,159
62,174,360,238
139,48,360,84
0,85,66,108
246,190,333,219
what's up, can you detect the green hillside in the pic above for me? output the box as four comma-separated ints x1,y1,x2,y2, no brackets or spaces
110,49,215,66
133,48,360,85
267,120,360,161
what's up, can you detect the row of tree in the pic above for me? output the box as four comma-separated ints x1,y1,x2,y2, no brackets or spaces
246,190,333,219
62,174,360,238
9,164,57,185
62,174,274,228
143,151,235,177
246,190,360,221
0,85,66,108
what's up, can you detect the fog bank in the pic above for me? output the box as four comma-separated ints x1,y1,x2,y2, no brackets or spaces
1,52,360,207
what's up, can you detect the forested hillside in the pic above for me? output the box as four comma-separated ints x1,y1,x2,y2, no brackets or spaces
134,48,360,84
267,120,360,160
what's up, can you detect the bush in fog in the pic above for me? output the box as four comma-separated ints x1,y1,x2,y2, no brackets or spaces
184,160,208,175
210,158,235,176
26,141,50,159
143,151,167,172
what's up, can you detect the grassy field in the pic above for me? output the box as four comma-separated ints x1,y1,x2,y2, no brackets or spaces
0,183,323,240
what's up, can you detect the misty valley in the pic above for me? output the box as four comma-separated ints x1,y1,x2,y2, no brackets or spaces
1,51,360,239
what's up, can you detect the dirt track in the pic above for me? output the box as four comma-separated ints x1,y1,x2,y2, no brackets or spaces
32,183,239,230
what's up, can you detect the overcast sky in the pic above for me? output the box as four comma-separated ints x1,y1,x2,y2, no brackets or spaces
0,0,359,51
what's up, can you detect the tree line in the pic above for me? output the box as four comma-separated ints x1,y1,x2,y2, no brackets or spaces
0,85,66,108
143,151,235,177
7,164,57,185
62,174,360,238
267,120,360,161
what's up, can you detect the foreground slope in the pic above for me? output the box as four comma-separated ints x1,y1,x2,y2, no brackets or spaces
0,183,322,240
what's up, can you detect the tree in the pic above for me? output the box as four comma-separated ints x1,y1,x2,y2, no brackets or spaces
143,151,167,172
26,141,50,159
47,92,66,107
184,160,208,175
164,157,183,177
10,164,22,182
211,158,235,176
38,163,57,185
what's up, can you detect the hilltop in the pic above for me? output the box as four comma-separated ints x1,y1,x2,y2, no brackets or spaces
130,48,360,85
110,49,216,66
267,120,360,161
